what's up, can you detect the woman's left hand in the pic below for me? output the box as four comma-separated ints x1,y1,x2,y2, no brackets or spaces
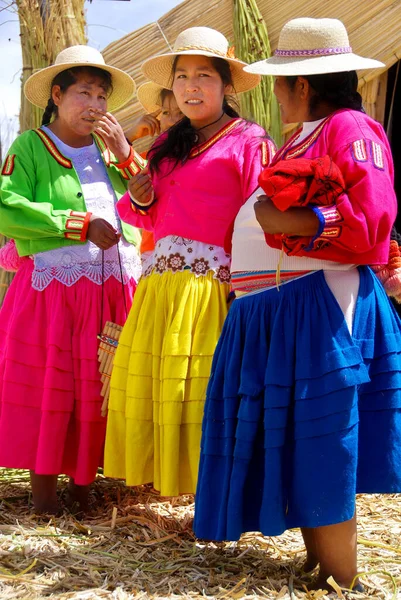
254,194,319,237
91,109,131,164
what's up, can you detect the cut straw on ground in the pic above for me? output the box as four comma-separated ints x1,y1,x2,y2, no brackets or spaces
0,469,399,599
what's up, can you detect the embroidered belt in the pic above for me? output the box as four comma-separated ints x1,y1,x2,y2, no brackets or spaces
231,269,312,294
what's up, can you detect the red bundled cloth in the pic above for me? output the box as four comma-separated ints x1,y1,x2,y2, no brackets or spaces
258,155,345,255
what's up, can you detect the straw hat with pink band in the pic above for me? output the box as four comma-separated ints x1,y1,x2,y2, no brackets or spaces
244,18,384,76
141,26,261,93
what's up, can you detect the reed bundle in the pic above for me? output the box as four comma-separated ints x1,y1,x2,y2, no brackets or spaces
16,0,87,133
97,321,123,416
233,0,282,146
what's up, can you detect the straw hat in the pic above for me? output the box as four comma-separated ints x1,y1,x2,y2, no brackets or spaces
24,45,136,111
244,18,384,76
141,27,260,93
137,82,168,114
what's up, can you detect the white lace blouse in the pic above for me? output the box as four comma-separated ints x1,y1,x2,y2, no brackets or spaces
31,128,141,291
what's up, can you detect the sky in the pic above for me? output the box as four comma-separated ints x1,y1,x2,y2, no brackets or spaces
0,0,182,153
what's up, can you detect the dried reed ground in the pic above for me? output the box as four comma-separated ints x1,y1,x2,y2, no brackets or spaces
0,469,399,599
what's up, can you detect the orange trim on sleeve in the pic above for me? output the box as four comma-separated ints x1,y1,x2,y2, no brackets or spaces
126,162,141,177
64,210,92,242
130,203,148,216
114,147,147,178
114,146,135,170
261,141,269,167
1,154,16,176
81,212,92,240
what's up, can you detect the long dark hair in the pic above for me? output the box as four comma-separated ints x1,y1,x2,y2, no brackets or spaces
286,71,363,116
41,66,113,126
148,56,240,174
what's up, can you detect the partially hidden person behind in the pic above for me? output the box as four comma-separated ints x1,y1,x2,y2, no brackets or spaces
0,45,143,514
194,18,401,593
104,27,277,497
126,81,184,145
126,82,185,275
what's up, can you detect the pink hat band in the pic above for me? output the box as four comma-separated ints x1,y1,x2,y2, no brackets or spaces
274,46,352,57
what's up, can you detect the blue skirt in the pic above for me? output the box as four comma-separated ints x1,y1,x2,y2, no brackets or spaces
193,267,401,541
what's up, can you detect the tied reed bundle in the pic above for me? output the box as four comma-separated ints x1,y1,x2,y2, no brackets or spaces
233,0,282,146
96,248,128,417
97,321,123,416
96,159,146,417
16,0,86,132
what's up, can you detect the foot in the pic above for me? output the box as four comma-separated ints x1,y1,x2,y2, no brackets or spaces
63,480,91,514
30,471,59,515
301,553,319,574
32,499,61,516
307,575,364,594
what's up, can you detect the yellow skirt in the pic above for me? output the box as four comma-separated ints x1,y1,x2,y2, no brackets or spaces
104,269,229,496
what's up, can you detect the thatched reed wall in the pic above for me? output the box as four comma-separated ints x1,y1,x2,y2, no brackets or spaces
103,0,401,150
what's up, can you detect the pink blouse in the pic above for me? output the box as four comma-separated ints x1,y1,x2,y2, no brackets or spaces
117,119,276,249
264,109,397,265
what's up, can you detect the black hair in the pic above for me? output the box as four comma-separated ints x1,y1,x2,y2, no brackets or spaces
41,66,113,126
159,88,174,105
148,55,240,174
286,71,363,116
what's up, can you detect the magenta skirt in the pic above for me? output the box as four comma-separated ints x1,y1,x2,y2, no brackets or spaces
0,259,135,485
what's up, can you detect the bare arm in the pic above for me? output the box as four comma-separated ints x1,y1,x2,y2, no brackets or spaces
254,195,319,236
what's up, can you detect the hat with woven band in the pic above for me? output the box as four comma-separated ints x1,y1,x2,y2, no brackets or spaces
24,45,136,111
141,27,261,93
244,18,384,76
137,82,168,114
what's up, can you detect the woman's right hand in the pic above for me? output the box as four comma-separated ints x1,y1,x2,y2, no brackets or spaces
125,111,161,142
87,215,121,250
128,167,154,206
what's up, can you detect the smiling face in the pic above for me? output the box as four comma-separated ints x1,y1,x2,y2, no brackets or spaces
172,55,231,128
159,91,184,132
50,71,110,145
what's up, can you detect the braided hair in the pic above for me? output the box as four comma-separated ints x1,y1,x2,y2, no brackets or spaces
148,56,240,174
41,98,56,126
286,71,363,115
41,66,113,126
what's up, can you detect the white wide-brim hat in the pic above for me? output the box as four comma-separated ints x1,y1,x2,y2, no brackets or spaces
24,45,136,111
141,27,261,93
137,82,168,114
244,18,384,76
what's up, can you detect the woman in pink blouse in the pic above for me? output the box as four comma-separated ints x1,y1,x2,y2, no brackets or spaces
104,26,276,497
